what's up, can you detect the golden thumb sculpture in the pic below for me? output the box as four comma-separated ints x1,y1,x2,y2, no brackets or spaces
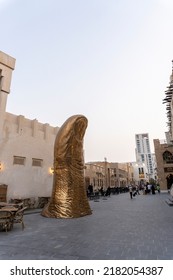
42,114,92,218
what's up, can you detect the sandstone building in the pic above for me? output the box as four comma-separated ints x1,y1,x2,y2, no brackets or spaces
154,62,173,190
85,160,134,190
0,51,59,204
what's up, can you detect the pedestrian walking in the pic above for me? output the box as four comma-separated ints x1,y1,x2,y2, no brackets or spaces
105,186,111,197
157,184,160,194
129,185,133,199
136,185,140,195
151,184,155,194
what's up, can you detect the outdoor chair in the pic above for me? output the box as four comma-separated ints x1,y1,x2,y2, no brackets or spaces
13,206,27,230
0,211,14,232
15,202,24,209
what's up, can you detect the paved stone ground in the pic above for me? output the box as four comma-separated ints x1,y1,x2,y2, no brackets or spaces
0,191,173,260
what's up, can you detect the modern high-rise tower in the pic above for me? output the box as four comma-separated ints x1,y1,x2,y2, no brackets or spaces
135,133,154,179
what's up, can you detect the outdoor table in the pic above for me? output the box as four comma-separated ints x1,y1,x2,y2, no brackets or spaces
0,202,23,208
0,202,16,206
0,206,18,212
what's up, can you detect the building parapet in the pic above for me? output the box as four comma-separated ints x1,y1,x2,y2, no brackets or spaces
4,112,59,140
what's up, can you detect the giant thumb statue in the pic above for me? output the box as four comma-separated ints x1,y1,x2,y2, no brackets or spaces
42,114,92,218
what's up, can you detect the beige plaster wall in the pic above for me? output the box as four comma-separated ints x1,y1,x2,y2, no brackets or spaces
0,112,59,201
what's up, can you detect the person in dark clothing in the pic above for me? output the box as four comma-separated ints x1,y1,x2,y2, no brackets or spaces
105,186,111,196
99,186,104,196
88,184,93,195
151,184,155,194
129,185,133,199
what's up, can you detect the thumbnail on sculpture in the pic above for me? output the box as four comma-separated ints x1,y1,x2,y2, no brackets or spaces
42,114,92,218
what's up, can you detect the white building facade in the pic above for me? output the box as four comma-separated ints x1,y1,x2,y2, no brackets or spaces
0,51,58,203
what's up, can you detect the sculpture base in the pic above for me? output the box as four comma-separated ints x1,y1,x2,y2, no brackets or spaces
41,202,92,218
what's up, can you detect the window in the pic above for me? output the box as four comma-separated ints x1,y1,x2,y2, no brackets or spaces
138,168,144,174
32,158,43,167
137,143,141,153
141,154,144,162
163,151,173,163
13,156,26,165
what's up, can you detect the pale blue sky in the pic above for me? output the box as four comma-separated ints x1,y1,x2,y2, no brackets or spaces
1,0,172,162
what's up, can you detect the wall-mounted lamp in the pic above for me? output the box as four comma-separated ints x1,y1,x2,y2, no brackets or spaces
0,162,3,171
49,167,54,175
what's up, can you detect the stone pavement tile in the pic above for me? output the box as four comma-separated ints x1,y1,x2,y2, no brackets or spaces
1,192,173,260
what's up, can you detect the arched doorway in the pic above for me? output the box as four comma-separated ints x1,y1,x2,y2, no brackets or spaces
166,174,173,190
